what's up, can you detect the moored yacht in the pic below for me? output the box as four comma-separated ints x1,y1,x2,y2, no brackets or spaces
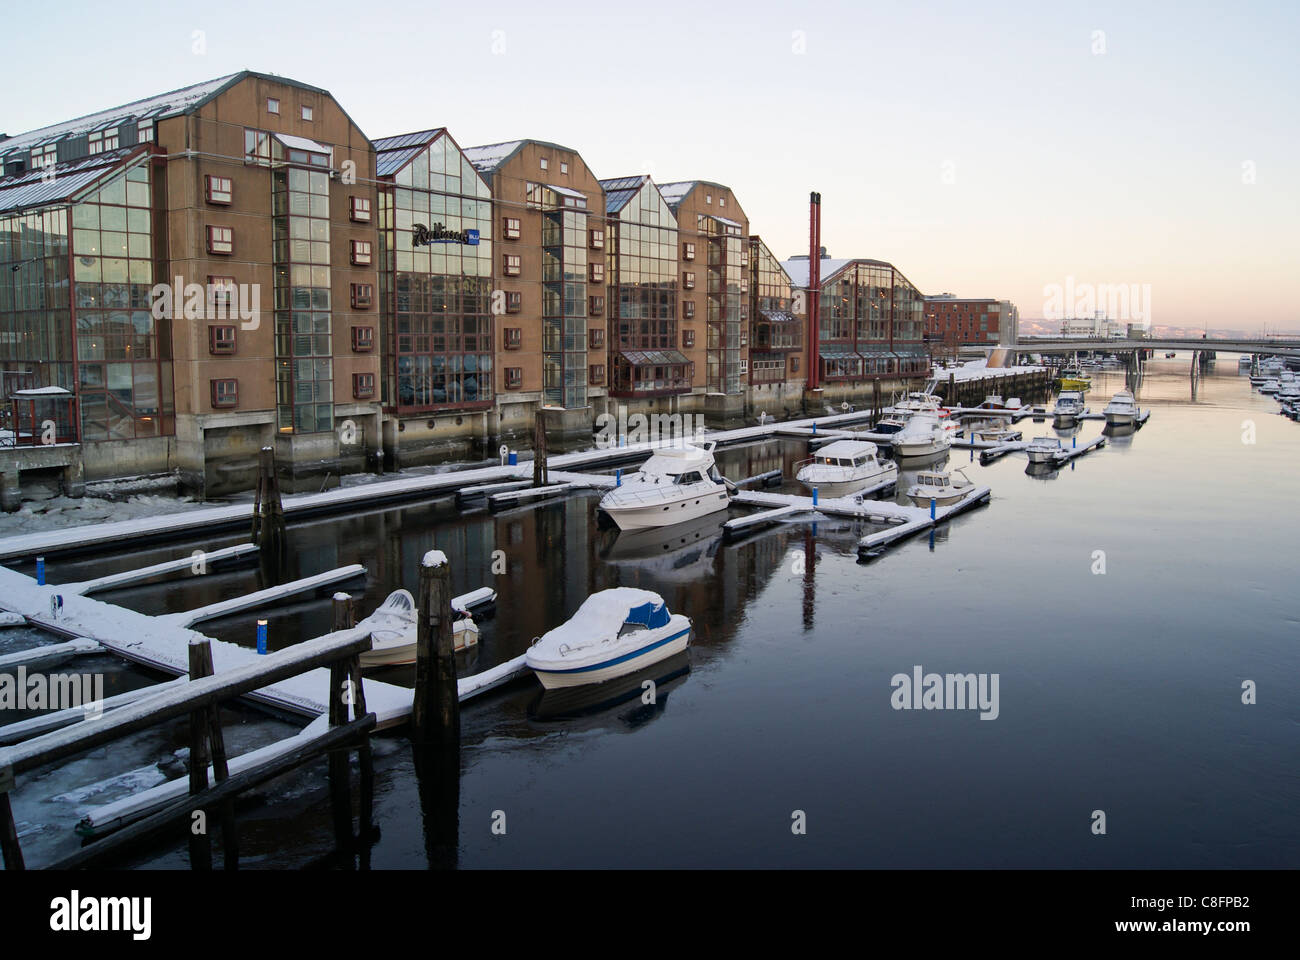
525,588,691,689
357,589,481,667
906,468,975,507
1053,391,1084,422
597,441,731,531
1025,435,1064,464
1103,389,1139,426
1057,368,1091,391
889,412,952,458
796,439,898,498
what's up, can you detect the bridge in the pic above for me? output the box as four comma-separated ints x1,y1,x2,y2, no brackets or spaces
1008,337,1300,358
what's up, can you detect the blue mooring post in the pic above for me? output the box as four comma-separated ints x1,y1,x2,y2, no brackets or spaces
812,487,819,507
508,451,517,466
1073,435,1077,449
35,556,45,586
931,497,937,520
257,618,268,655
812,422,817,435
616,468,622,487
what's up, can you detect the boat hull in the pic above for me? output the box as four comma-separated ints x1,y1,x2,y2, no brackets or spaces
906,490,968,507
892,439,949,458
600,488,729,531
1104,412,1136,426
1026,449,1059,464
796,469,896,500
1058,378,1091,391
530,627,692,689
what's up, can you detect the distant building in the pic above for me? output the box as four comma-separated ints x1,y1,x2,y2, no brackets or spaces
924,294,1019,346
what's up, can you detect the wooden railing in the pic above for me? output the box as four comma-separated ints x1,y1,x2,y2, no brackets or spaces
0,624,374,870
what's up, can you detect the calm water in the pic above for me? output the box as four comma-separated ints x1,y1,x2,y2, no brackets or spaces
11,356,1300,868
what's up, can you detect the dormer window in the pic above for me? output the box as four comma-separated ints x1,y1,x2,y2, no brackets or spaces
87,129,119,155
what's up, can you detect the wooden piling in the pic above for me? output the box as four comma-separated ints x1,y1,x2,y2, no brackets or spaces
413,552,459,746
332,592,374,862
0,791,24,871
327,657,354,868
187,638,239,870
532,408,549,488
187,639,214,871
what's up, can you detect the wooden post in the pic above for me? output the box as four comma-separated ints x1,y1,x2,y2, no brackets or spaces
413,551,459,746
0,789,24,871
327,658,355,868
533,408,548,488
333,592,373,862
189,638,239,871
187,639,214,871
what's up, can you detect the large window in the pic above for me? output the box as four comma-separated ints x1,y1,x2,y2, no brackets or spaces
272,165,334,434
378,132,494,412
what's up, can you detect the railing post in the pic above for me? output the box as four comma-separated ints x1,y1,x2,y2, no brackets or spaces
0,765,23,870
187,639,214,871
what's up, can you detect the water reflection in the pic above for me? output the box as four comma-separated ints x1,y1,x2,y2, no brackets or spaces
528,651,690,728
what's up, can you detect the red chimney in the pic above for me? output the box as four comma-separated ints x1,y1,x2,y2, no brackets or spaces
808,191,822,391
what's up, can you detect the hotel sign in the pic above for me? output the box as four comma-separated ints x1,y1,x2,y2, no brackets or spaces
413,222,480,246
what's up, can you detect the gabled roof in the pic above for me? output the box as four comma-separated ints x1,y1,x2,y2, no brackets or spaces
462,139,582,179
782,256,894,288
656,179,738,211
374,128,446,177
0,147,145,214
1,74,241,156
599,175,650,214
1,71,365,160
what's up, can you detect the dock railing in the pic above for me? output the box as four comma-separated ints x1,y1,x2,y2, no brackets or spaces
0,622,375,871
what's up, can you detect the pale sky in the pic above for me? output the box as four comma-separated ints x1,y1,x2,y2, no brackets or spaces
4,0,1297,331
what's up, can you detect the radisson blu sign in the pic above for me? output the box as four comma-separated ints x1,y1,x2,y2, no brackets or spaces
412,222,480,246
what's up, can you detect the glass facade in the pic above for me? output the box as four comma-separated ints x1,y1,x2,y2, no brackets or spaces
535,188,588,409
817,261,927,380
606,179,690,397
379,135,493,411
748,238,802,384
0,158,172,441
273,165,334,433
701,214,745,394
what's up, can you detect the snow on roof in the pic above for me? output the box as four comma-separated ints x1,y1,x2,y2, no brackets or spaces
1,74,240,155
0,149,141,214
274,133,331,154
11,386,72,396
463,140,524,174
782,257,853,288
656,181,694,207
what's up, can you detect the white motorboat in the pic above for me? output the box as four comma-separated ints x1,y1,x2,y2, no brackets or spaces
971,426,1022,444
906,468,975,507
795,439,898,498
1025,435,1064,463
894,392,946,416
597,441,730,531
1053,391,1084,421
525,587,691,689
1258,379,1280,394
1103,390,1139,426
889,412,952,458
1276,380,1300,403
355,589,480,667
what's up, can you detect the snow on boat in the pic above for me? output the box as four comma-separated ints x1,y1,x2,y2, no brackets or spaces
795,439,898,498
1025,435,1064,463
889,412,951,458
1103,390,1138,426
906,468,975,507
356,589,479,667
597,441,730,532
525,587,691,689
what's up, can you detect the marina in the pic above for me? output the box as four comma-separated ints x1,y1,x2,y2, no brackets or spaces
0,354,1294,872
